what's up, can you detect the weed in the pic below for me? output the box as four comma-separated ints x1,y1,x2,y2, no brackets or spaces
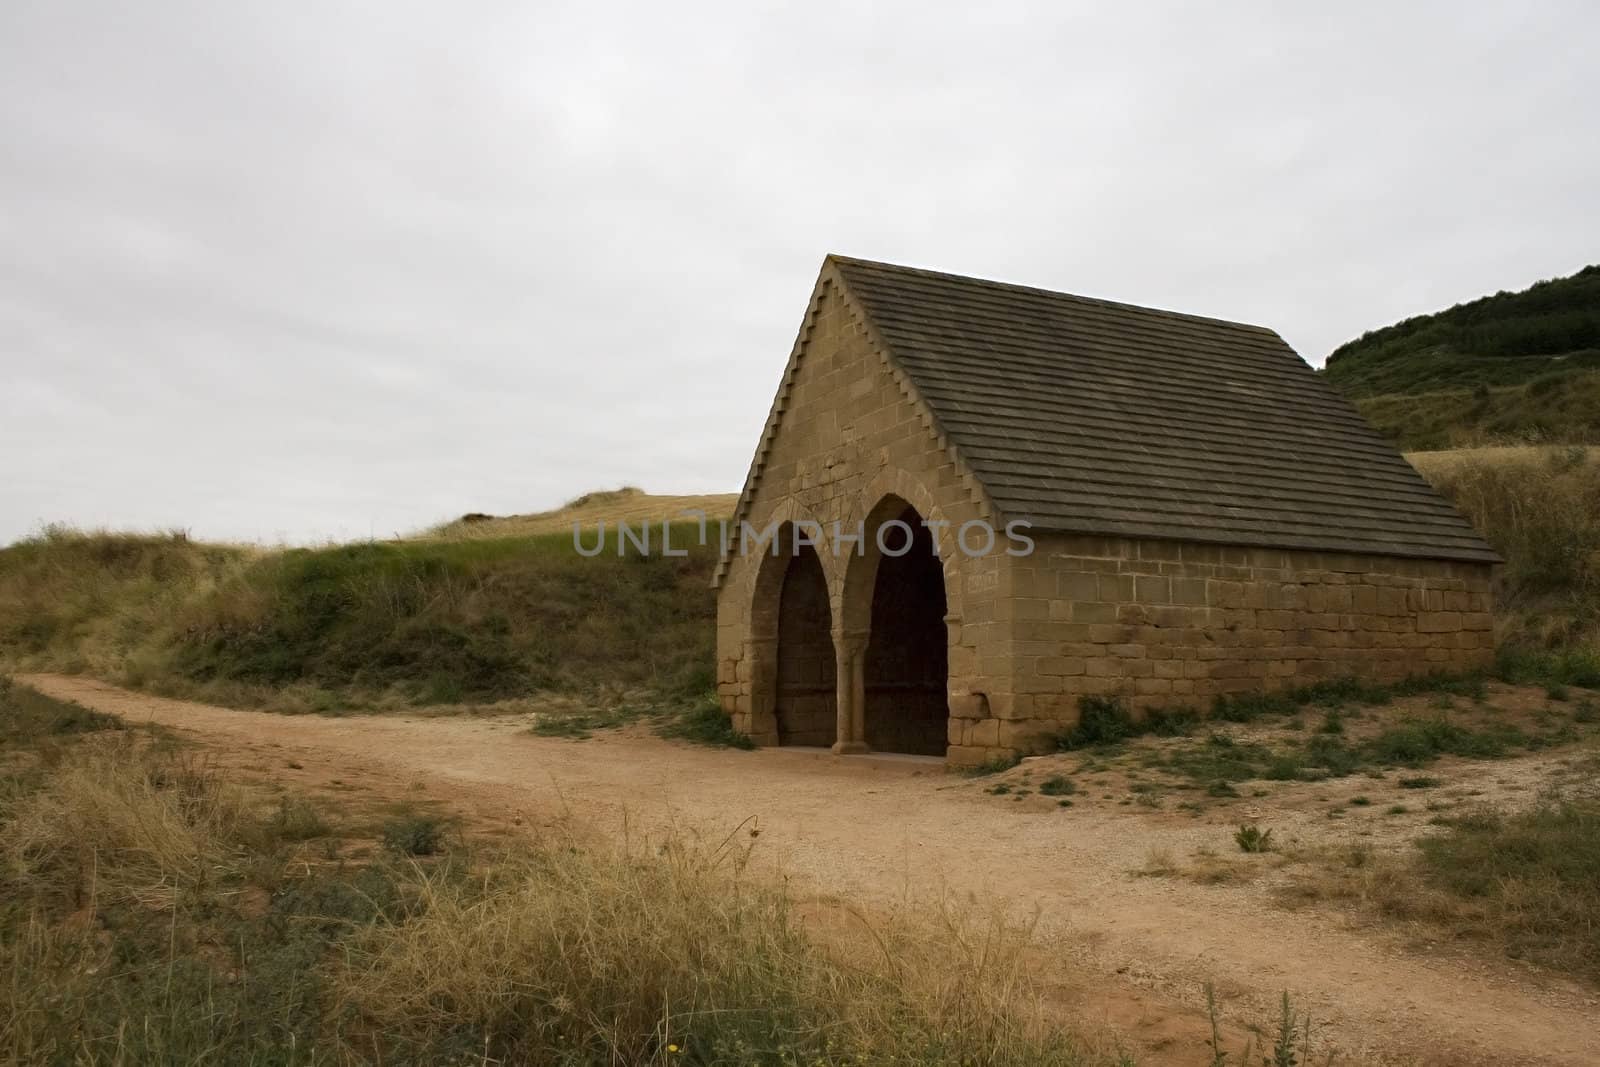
1546,683,1571,701
1055,695,1139,749
1235,825,1275,853
965,753,1021,777
1039,775,1076,797
1207,780,1241,798
1386,805,1409,815
1398,776,1441,790
1268,991,1300,1067
1302,735,1363,776
1350,795,1372,806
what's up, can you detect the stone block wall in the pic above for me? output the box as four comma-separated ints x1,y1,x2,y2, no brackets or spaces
945,534,1497,762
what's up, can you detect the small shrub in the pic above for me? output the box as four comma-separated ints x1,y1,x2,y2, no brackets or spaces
1212,691,1296,723
1263,755,1304,781
1303,735,1364,777
1350,795,1372,806
1206,780,1240,798
1398,776,1441,790
657,695,755,749
1038,775,1075,797
1055,695,1137,749
1497,646,1600,689
382,814,446,856
1546,683,1571,702
1386,805,1409,815
1318,709,1345,735
1235,824,1274,853
1142,704,1201,736
265,796,331,842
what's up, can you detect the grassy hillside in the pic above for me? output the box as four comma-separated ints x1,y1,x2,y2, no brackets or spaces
1326,264,1600,397
1357,370,1600,452
0,522,717,712
425,486,738,540
1324,264,1600,450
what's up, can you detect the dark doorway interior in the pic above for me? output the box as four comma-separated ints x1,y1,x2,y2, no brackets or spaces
775,544,836,746
864,507,949,755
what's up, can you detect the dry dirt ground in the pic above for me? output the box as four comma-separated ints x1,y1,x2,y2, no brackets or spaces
20,673,1600,1067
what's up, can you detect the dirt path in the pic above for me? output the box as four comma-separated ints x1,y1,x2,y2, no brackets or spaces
22,674,1599,1066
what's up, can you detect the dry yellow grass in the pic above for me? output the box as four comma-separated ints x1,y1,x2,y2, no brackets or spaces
422,486,738,541
3,735,253,910
1405,444,1580,477
0,681,1120,1066
337,824,1103,1065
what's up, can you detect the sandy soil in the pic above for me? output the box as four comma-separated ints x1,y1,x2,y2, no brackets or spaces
20,673,1600,1066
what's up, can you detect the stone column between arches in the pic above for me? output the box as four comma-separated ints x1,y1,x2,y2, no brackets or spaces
831,627,869,754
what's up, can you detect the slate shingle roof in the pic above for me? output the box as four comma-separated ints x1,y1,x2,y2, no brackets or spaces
830,256,1498,563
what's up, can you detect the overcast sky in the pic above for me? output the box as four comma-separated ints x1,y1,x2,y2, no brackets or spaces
2,2,1596,545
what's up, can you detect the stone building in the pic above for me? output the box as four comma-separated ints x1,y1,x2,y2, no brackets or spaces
713,256,1498,765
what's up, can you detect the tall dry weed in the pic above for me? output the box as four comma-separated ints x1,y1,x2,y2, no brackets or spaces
337,822,1100,1065
3,736,251,910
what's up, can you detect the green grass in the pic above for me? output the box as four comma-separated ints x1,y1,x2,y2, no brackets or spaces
530,703,650,739
1495,645,1600,688
655,694,757,749
1354,373,1600,451
1364,717,1526,766
1038,775,1076,797
1053,677,1476,757
1418,801,1600,980
1150,712,1548,790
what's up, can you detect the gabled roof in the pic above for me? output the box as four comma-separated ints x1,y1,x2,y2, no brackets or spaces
731,255,1499,566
